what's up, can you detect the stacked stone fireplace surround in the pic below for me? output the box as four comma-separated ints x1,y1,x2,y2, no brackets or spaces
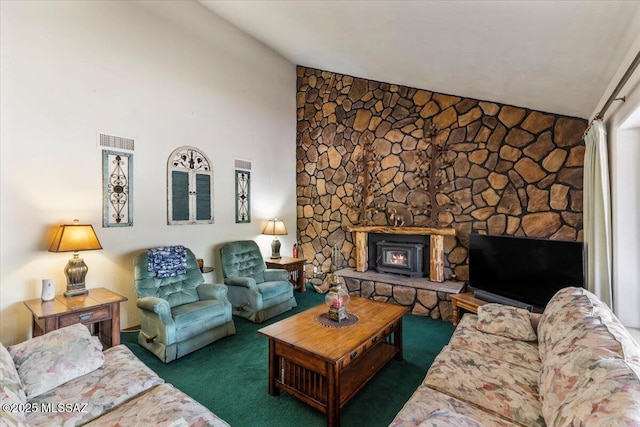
296,66,587,321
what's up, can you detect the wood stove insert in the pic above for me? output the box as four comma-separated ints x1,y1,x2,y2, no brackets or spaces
375,241,425,278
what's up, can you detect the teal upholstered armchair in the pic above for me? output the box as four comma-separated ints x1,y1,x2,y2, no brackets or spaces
220,240,297,323
134,247,236,363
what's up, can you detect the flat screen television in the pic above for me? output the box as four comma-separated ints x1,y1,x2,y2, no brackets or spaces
468,233,585,308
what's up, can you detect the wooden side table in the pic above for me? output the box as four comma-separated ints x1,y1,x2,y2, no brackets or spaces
450,291,488,326
265,256,307,292
23,287,127,348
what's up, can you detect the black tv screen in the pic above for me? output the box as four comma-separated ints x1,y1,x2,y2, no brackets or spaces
468,233,585,308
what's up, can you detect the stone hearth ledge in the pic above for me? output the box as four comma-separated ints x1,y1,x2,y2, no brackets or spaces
335,268,464,321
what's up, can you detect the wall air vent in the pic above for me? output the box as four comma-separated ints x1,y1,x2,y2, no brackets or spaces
99,133,134,151
234,158,252,171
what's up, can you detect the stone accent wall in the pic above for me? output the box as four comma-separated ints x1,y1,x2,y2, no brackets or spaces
296,66,587,283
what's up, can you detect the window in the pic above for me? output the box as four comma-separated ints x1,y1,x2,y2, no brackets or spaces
167,146,213,225
234,158,252,223
235,170,250,223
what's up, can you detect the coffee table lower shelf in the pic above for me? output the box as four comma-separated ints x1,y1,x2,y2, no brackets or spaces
274,339,398,413
267,331,402,426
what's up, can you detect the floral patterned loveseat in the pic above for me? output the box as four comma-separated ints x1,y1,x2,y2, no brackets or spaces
390,286,640,427
1,323,228,426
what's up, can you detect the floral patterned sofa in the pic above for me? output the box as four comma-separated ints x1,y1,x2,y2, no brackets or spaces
1,323,228,426
390,286,640,427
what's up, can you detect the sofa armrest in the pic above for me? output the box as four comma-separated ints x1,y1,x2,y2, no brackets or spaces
197,283,229,302
224,277,257,289
263,269,289,282
137,297,173,324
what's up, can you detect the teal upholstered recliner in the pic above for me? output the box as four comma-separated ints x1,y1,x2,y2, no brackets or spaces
220,240,297,323
134,247,236,363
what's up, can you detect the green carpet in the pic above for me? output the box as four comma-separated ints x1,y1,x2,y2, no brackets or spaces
121,287,454,427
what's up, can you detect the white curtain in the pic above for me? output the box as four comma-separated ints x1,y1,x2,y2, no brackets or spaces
583,120,613,307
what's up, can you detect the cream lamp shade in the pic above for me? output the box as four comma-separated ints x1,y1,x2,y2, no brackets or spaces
48,220,102,297
262,218,287,259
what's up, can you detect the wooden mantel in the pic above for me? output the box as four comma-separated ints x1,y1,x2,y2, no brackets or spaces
346,226,457,282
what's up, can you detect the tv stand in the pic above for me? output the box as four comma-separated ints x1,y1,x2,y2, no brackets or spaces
473,289,534,312
450,292,488,326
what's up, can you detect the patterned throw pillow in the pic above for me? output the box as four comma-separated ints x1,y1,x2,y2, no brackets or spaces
476,303,537,342
8,323,104,399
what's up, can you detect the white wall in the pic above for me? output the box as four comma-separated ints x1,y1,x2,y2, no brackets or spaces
0,0,297,345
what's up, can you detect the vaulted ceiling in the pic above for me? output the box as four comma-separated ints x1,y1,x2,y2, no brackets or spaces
200,0,640,119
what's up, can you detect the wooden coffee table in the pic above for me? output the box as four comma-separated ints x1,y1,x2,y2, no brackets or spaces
258,296,408,427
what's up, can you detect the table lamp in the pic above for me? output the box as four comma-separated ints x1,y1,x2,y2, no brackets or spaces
48,219,103,297
262,218,287,259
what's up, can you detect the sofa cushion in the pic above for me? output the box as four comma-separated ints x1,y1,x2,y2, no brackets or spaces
538,287,589,358
0,342,27,423
417,411,486,427
173,299,232,342
257,280,291,301
424,345,545,427
546,357,640,427
390,384,517,427
0,409,27,427
476,303,536,341
8,323,104,399
449,314,540,371
539,349,603,424
26,344,164,426
172,299,228,327
83,383,230,427
539,320,639,403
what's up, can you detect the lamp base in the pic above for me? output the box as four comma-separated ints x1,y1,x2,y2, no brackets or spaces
270,238,282,259
64,255,89,298
64,287,89,297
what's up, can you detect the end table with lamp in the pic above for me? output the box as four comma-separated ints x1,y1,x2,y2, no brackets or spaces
31,219,127,348
265,256,307,292
23,287,127,348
